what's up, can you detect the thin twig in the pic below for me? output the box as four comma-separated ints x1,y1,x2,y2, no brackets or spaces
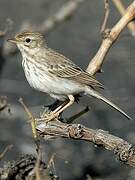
34,148,42,180
112,0,135,37
0,144,13,160
47,153,56,173
19,98,37,139
100,0,110,34
19,98,40,153
86,0,135,75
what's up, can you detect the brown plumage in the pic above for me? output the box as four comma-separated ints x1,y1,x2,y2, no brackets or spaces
8,31,132,121
46,48,104,88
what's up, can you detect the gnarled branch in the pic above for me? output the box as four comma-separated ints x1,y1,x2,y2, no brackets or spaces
37,120,135,167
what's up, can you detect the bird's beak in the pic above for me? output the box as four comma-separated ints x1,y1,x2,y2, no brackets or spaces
7,38,18,44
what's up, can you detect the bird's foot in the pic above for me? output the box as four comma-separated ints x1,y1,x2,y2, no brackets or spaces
44,112,59,122
39,111,59,123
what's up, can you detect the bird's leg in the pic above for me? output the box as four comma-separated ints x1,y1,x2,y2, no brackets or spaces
41,100,63,118
42,95,75,122
39,100,67,121
53,95,75,115
52,100,68,114
47,100,62,111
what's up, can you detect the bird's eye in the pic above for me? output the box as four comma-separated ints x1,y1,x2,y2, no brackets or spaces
25,38,31,43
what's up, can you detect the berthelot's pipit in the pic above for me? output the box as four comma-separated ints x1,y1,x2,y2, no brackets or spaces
8,31,132,121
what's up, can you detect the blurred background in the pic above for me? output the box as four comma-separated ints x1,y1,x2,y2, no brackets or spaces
0,0,135,179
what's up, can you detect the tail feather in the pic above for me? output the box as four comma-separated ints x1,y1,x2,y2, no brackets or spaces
85,87,133,120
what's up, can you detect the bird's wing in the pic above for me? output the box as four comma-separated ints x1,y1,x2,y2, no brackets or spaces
46,49,104,89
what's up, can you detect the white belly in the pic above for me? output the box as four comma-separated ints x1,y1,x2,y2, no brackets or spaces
23,60,84,99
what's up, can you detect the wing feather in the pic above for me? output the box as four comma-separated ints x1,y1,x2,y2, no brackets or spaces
46,49,104,89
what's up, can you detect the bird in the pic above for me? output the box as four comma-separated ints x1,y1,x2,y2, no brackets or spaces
8,31,132,121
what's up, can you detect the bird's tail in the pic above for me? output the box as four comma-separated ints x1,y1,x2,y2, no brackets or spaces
85,87,132,120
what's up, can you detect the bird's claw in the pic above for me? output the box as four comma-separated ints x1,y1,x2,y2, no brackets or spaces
39,111,59,123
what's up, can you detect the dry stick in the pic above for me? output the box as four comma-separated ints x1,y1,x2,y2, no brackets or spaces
86,0,135,75
112,0,135,37
0,145,13,160
19,98,37,139
33,149,42,180
36,120,135,167
19,99,42,180
47,153,56,173
18,98,40,154
100,0,110,34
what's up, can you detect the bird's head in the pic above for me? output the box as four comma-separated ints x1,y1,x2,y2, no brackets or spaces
8,31,46,53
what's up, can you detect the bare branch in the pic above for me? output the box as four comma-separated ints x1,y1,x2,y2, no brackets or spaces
19,98,38,140
36,119,135,168
0,145,13,160
19,98,41,154
86,0,135,75
100,0,110,34
18,98,135,168
112,0,135,37
33,149,42,180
